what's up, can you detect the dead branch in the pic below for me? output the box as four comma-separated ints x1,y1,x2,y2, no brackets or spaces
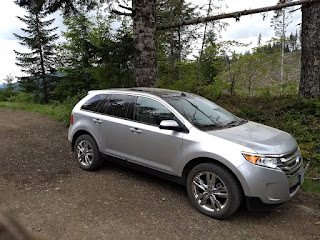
313,120,320,127
119,4,132,11
157,0,318,30
111,9,132,16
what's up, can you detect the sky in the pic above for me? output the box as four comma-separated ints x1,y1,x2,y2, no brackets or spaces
0,0,301,84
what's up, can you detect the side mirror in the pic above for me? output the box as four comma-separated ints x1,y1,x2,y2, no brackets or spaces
159,120,182,131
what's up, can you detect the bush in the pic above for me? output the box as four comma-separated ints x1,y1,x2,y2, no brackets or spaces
60,93,86,125
215,95,320,184
7,91,34,103
0,89,19,101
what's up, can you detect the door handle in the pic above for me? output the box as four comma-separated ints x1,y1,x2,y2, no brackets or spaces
93,119,102,124
130,127,142,134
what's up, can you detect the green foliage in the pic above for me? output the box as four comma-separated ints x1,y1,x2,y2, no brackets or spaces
55,13,135,100
0,92,85,126
0,101,70,126
1,91,319,192
3,74,16,92
7,91,34,103
159,41,226,99
198,44,225,85
216,95,320,190
0,75,18,101
157,0,200,83
14,10,59,103
301,178,320,193
0,90,16,101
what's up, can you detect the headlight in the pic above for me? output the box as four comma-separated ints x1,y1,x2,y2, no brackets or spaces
242,153,283,169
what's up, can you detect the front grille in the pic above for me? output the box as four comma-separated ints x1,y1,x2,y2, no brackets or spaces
279,147,302,177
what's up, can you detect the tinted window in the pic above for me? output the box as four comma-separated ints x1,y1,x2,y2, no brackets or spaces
98,94,135,119
96,96,110,114
81,94,107,112
164,95,240,130
135,97,174,125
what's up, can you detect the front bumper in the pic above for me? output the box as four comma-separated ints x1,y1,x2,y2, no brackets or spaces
238,160,305,205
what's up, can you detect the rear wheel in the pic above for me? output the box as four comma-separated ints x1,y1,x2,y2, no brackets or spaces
74,134,103,171
186,163,242,219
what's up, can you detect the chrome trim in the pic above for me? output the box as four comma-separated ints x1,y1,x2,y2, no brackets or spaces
241,147,300,159
279,147,302,177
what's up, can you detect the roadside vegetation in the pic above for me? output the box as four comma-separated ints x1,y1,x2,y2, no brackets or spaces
1,0,318,193
1,90,319,193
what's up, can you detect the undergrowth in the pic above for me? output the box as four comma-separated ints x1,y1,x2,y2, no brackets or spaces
0,94,319,193
216,95,320,193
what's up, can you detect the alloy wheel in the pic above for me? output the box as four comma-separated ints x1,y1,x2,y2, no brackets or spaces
76,140,94,167
192,171,229,212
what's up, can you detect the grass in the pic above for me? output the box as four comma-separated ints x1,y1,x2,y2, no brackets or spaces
1,94,319,193
0,101,72,126
216,95,320,193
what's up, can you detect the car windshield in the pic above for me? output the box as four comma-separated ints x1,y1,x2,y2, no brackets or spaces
164,94,245,130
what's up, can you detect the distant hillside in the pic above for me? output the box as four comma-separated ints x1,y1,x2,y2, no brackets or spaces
0,83,20,90
218,51,301,96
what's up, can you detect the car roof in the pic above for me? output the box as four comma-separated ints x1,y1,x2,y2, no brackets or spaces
88,87,187,98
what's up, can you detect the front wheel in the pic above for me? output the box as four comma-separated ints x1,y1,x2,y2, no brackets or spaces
74,134,103,171
186,163,242,219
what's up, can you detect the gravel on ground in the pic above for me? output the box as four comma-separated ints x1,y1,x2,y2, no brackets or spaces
0,107,319,240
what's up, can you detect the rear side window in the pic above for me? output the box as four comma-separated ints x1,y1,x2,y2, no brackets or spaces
98,94,136,119
81,94,107,112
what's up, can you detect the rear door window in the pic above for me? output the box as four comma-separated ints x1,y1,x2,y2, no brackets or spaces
98,94,136,120
81,94,107,112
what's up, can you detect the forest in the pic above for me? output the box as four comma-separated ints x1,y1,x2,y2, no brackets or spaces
0,0,319,192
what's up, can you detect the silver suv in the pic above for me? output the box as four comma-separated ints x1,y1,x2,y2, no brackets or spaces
68,88,305,219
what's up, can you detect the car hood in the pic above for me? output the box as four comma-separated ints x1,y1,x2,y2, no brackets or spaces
207,121,297,155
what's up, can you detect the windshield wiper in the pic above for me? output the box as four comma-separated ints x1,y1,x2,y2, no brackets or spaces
198,124,224,130
225,118,247,127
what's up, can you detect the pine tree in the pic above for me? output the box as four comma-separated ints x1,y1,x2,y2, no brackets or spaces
14,10,59,103
156,0,200,84
257,33,262,47
3,74,15,92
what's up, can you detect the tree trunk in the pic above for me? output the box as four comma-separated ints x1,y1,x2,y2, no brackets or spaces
35,13,48,103
299,1,320,98
178,26,182,81
132,0,157,87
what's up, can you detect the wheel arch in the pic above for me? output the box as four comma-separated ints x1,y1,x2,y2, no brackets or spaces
181,157,247,196
71,130,98,152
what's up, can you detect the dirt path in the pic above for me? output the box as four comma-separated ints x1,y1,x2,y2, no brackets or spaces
0,107,319,240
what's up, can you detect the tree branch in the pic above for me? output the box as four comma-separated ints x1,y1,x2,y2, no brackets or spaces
111,9,132,17
119,4,132,11
157,0,318,30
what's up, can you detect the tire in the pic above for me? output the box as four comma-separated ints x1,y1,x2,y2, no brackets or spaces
186,163,242,219
74,134,103,171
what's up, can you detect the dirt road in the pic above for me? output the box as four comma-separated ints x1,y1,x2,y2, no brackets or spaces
0,107,319,240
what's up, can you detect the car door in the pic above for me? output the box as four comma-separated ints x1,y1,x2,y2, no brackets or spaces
93,94,136,160
127,96,184,175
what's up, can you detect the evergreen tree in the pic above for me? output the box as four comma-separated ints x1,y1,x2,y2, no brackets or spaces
156,0,200,84
3,74,15,92
257,33,262,47
55,13,135,100
55,14,96,98
14,10,59,103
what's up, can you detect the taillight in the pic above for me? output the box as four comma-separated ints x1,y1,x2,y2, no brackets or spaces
70,114,74,125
